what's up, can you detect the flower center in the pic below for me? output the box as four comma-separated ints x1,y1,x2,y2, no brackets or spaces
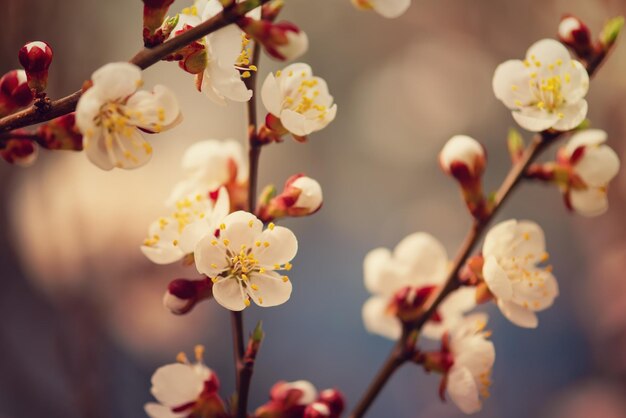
520,55,574,115
276,70,329,120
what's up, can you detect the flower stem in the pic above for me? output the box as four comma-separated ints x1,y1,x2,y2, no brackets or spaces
0,0,271,134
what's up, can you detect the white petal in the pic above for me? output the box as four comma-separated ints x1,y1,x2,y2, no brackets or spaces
564,129,607,157
91,62,141,102
247,271,292,307
75,87,104,135
447,366,482,414
213,278,247,311
261,73,283,116
551,100,588,131
512,108,559,132
393,232,448,285
372,0,411,18
179,219,212,254
150,363,205,407
277,30,309,61
280,109,312,136
497,299,538,328
492,60,533,109
570,188,609,217
362,296,401,340
141,245,184,265
194,235,229,277
109,130,154,170
509,220,546,260
483,256,513,300
83,133,114,171
511,270,559,311
207,24,243,69
144,403,183,418
526,39,571,65
561,60,589,103
254,226,298,267
125,85,181,130
204,62,252,103
574,145,620,187
363,247,393,295
483,219,517,259
220,211,263,252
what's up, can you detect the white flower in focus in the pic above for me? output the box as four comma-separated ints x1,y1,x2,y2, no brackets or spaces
145,347,225,418
446,314,495,414
492,39,589,132
362,233,475,340
141,187,230,265
194,211,297,311
560,129,620,217
351,0,411,19
168,139,248,206
75,62,181,170
261,63,337,137
482,220,559,328
439,135,486,176
175,0,258,105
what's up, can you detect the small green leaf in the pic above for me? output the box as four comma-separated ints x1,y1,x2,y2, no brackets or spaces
576,118,591,130
252,320,264,343
507,127,525,159
600,16,624,46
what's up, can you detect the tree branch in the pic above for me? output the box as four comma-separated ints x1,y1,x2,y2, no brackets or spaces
0,0,270,134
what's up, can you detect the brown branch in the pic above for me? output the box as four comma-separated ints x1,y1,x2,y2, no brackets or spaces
0,0,270,134
348,44,615,418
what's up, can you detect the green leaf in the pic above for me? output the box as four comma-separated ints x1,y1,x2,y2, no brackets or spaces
251,320,264,343
600,16,625,46
507,127,525,159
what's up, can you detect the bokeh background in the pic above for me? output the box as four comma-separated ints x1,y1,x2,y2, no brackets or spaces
1,0,626,417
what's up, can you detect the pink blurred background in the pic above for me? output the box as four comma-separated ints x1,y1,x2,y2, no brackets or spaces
1,0,626,417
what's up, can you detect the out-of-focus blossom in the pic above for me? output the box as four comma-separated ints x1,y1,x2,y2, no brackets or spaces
18,41,53,92
444,314,495,414
194,211,297,311
144,346,227,418
0,135,38,166
257,174,323,222
351,0,410,19
261,63,337,140
167,139,248,208
362,232,475,340
239,18,309,61
557,129,620,217
493,39,589,132
141,187,230,265
482,219,559,328
36,113,84,151
255,380,345,418
0,70,34,116
75,62,181,170
163,277,213,315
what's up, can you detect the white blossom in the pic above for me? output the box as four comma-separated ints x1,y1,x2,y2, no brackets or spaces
351,0,411,19
482,220,559,328
75,62,181,170
194,211,297,311
362,233,475,340
141,187,230,265
493,39,589,132
446,314,495,414
261,63,337,137
561,129,620,216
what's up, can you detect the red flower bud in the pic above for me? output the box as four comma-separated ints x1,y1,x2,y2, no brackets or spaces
257,174,323,222
558,15,593,58
143,0,176,34
0,134,38,167
388,285,437,323
163,277,213,315
317,389,345,418
0,70,34,116
239,18,309,61
36,113,83,150
18,41,53,93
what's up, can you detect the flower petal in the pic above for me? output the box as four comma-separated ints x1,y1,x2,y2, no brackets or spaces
363,247,393,295
254,225,298,267
261,73,283,116
362,296,401,340
570,187,609,217
91,62,141,102
525,39,571,65
75,87,104,135
512,107,559,132
220,211,263,252
511,270,559,311
482,255,513,300
483,219,517,259
247,271,292,307
393,232,448,285
125,85,181,131
551,100,588,131
564,129,607,157
150,363,205,407
497,299,538,328
492,60,533,109
447,366,482,414
204,62,252,103
194,235,229,277
213,278,247,311
575,144,620,187
372,0,411,18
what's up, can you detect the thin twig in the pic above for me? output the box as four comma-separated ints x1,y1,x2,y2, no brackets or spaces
0,0,270,134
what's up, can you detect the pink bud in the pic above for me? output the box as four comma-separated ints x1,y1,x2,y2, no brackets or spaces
239,18,309,61
0,70,34,116
18,41,53,93
257,174,323,222
303,402,331,418
163,278,213,315
558,15,592,54
0,135,38,167
317,389,345,417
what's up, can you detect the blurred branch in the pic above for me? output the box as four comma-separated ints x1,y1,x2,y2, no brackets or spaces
0,0,270,134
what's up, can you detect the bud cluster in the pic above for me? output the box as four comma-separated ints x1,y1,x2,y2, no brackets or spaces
254,381,345,418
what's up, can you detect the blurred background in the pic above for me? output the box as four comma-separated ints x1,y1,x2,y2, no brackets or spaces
1,0,626,417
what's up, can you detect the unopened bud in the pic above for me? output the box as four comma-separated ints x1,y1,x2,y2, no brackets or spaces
318,389,345,417
163,278,212,315
257,174,323,222
0,70,34,116
261,0,284,20
0,135,38,167
388,286,437,323
303,402,331,418
142,0,176,34
18,41,53,93
239,18,309,61
558,15,592,57
36,113,83,150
